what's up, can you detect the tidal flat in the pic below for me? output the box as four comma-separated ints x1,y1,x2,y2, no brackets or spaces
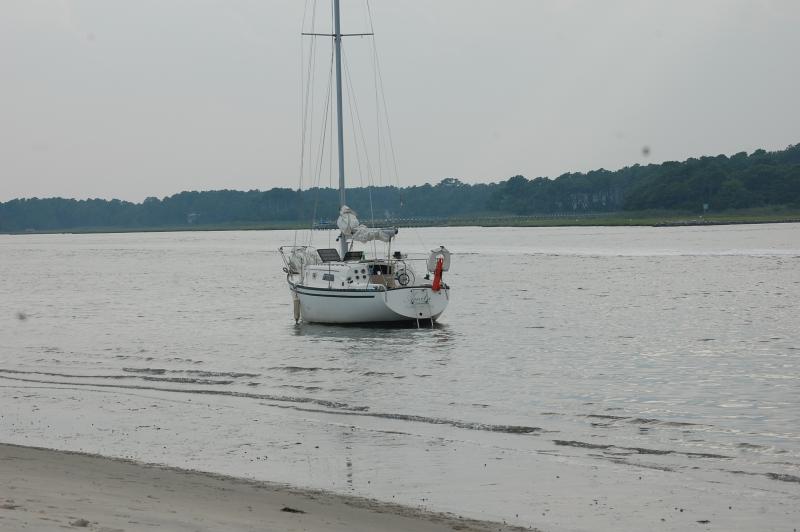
1,224,799,530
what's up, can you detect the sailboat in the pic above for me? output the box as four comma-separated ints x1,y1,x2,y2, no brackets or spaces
279,0,451,325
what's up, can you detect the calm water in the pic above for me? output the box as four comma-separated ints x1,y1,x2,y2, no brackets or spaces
1,224,799,530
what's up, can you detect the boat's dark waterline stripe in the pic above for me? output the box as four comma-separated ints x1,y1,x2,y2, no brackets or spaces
295,290,375,299
289,284,442,294
290,284,380,293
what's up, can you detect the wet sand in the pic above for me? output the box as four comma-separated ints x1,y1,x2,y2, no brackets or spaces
0,443,525,532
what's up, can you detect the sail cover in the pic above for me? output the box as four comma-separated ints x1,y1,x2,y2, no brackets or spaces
337,205,397,243
337,206,360,235
352,226,398,243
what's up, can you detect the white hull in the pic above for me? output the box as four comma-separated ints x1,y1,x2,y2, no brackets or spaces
292,284,449,324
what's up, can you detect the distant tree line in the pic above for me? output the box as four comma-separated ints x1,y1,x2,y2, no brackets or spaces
2,144,799,232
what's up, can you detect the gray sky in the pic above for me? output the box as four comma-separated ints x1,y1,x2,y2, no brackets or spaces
1,0,799,202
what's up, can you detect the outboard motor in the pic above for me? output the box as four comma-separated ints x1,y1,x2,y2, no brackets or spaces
428,246,450,292
427,246,451,273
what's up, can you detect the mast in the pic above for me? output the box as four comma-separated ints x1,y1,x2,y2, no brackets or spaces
333,0,348,259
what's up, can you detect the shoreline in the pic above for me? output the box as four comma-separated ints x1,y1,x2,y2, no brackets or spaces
0,442,528,532
2,215,800,235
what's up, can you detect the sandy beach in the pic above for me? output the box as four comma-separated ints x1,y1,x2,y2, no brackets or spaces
0,443,525,532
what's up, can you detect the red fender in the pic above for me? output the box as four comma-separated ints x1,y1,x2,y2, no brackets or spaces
432,257,444,292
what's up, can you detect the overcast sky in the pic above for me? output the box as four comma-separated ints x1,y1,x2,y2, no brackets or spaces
1,0,799,202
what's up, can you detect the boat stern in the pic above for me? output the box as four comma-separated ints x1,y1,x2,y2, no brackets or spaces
384,286,450,320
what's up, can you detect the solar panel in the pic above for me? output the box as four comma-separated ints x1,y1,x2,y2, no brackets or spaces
317,248,341,262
